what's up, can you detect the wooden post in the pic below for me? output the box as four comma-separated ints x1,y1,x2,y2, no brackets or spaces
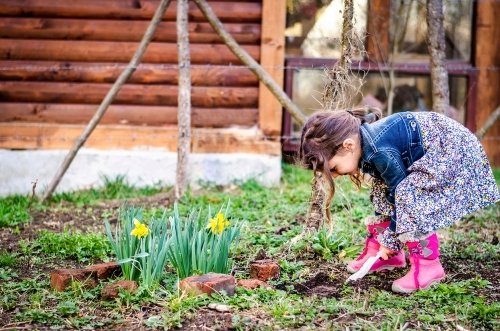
41,0,172,201
475,0,500,166
365,0,391,63
258,0,286,136
175,0,191,200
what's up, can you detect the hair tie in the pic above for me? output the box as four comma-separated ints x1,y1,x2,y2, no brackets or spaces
346,110,354,116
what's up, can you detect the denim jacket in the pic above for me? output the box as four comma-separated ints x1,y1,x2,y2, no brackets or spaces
359,112,425,232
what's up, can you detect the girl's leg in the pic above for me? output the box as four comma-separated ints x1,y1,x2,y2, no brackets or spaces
392,232,445,293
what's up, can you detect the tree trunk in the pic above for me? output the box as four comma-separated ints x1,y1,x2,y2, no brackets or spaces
306,173,325,229
426,0,449,113
41,0,172,202
175,0,191,200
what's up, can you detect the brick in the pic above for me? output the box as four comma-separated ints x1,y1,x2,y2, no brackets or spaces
237,279,271,290
50,268,98,291
179,273,235,297
85,262,122,280
101,280,138,300
249,259,280,281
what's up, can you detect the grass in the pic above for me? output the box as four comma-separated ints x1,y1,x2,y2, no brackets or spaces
0,164,498,330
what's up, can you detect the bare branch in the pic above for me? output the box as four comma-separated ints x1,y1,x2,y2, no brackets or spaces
175,0,191,201
476,106,500,140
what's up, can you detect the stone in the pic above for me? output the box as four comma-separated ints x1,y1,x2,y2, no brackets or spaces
249,259,280,281
208,303,231,313
101,280,138,300
237,278,272,290
50,268,98,291
179,273,235,297
84,262,122,280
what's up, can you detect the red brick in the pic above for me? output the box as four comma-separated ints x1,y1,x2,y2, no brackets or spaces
101,280,138,300
85,262,122,280
249,259,280,281
179,273,235,297
50,268,98,292
237,279,271,290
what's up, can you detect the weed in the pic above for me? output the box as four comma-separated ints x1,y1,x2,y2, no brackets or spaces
0,195,31,227
57,301,80,317
0,251,17,267
31,230,111,262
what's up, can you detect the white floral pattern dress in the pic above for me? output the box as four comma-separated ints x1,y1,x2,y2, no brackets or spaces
372,112,500,250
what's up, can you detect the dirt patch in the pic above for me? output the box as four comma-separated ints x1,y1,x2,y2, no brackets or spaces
442,256,499,303
178,308,233,330
346,269,405,293
294,271,342,298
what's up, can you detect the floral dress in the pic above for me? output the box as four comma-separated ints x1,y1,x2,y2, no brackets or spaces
372,112,500,250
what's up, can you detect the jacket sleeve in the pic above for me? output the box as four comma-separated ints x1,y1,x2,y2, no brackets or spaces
370,151,407,251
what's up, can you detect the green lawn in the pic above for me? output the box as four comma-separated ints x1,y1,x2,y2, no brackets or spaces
0,164,498,330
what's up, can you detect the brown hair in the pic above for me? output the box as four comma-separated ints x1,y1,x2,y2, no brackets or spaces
298,107,382,222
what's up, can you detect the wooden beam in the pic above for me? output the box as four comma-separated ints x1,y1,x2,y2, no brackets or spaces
0,0,261,23
365,0,390,63
0,103,258,127
0,61,258,86
0,39,260,64
258,0,286,136
475,0,500,166
0,18,260,44
0,82,258,108
0,122,281,155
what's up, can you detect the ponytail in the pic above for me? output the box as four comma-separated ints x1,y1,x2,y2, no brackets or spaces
346,106,382,124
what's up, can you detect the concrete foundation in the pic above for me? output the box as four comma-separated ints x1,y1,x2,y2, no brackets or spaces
0,149,282,196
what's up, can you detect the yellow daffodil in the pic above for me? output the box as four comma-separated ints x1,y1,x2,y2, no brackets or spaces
130,218,149,238
207,212,230,235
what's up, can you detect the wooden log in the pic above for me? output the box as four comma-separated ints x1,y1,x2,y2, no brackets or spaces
40,0,174,202
0,82,259,108
0,122,281,155
194,0,307,127
0,61,258,86
0,18,261,44
0,103,258,127
0,0,261,23
0,40,260,64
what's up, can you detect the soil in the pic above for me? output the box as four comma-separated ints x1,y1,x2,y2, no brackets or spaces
179,309,233,330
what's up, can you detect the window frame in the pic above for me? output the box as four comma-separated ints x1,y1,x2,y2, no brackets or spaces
282,57,478,152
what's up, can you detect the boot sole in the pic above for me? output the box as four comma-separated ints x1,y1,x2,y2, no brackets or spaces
391,275,446,294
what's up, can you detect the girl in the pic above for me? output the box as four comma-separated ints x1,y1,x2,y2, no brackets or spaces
299,108,499,293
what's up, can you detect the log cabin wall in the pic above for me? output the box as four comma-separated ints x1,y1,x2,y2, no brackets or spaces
0,0,283,155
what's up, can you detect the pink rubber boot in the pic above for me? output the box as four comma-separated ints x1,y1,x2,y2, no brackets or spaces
392,233,445,293
347,220,406,273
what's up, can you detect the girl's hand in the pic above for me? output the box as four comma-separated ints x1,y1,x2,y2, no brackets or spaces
379,245,398,260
